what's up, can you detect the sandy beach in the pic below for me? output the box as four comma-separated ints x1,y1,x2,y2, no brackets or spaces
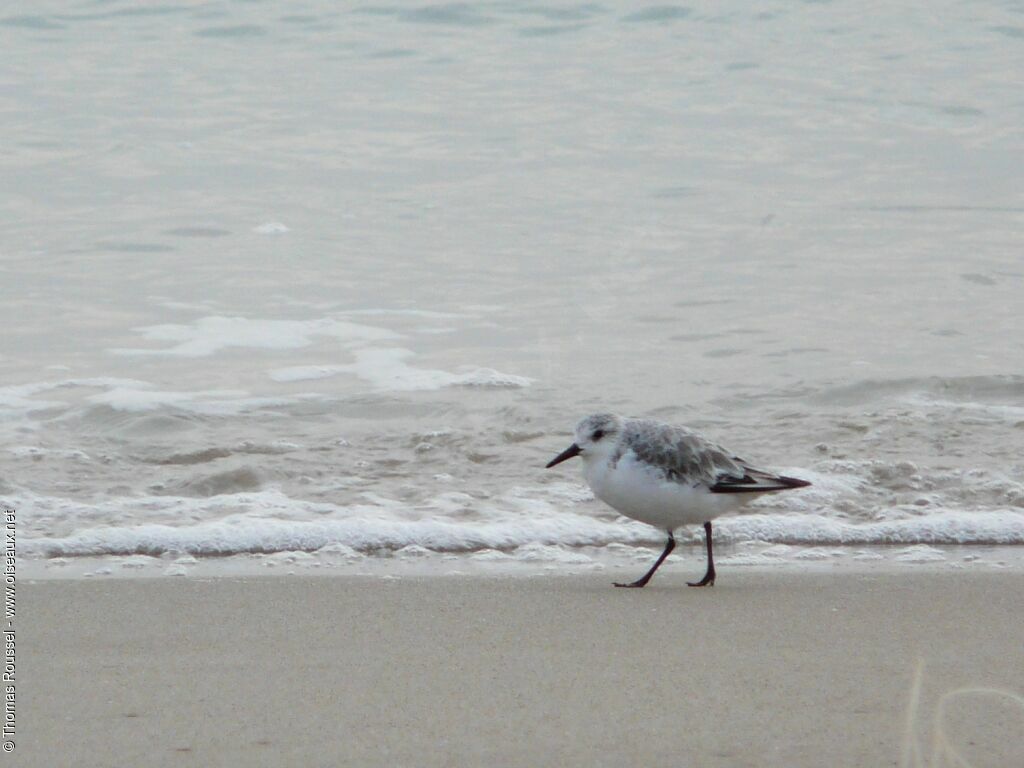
19,568,1024,767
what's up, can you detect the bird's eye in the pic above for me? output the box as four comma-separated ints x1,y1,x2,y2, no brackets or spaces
593,429,605,441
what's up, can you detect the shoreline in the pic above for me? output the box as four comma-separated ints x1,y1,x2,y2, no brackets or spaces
20,542,1024,581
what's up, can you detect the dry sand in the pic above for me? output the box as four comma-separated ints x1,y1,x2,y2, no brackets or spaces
19,569,1024,767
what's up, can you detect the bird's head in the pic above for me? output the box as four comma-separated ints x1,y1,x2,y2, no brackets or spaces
545,413,622,468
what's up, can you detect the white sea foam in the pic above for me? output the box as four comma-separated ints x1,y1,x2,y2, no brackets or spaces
454,368,534,389
470,549,513,562
852,550,885,561
792,548,834,561
112,316,400,357
8,446,90,461
18,484,1024,559
314,543,364,560
269,348,532,391
0,378,159,419
395,544,433,559
2,376,329,423
22,510,628,558
894,544,947,563
343,348,532,391
6,385,1024,568
253,221,289,234
513,543,593,564
87,386,308,415
0,383,70,417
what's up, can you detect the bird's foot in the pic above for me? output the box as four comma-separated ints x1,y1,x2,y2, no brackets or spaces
687,576,715,587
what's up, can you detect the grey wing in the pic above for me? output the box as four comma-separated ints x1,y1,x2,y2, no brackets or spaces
627,420,812,494
625,421,749,486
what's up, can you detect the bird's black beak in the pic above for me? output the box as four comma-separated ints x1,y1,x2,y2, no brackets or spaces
545,443,581,469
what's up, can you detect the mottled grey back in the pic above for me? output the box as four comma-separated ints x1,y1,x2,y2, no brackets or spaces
620,419,747,486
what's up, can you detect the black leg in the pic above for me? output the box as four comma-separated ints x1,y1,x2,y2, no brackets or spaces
687,521,716,587
615,531,675,588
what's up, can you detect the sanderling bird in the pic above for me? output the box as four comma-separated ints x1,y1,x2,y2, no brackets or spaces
545,413,811,588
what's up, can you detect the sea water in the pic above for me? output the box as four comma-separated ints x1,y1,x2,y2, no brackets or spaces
2,1,1023,569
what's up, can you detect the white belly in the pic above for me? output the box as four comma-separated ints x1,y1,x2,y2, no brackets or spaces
584,450,751,531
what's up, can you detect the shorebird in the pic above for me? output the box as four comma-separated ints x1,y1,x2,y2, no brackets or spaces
545,413,811,588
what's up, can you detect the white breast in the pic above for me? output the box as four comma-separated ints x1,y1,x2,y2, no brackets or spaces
583,448,751,530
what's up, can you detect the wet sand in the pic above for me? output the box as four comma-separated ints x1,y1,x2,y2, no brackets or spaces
19,570,1024,767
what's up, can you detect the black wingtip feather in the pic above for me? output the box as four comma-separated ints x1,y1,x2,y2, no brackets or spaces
709,474,812,494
